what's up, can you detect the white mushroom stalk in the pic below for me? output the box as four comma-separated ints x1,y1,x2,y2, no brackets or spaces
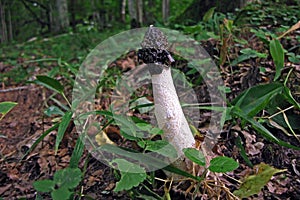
140,26,196,168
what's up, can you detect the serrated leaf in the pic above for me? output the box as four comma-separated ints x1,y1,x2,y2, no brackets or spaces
183,148,206,166
0,101,17,120
270,39,284,81
51,186,72,200
35,75,64,94
113,159,146,192
55,111,72,154
208,156,239,173
33,180,55,192
233,163,286,198
53,167,82,189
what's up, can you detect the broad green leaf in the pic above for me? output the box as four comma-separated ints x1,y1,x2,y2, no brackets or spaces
270,39,284,81
231,83,283,117
44,105,65,117
183,148,206,166
136,123,152,131
33,180,55,192
99,144,200,181
35,75,64,94
54,167,82,189
208,156,239,173
233,163,286,198
113,159,146,192
51,186,72,200
55,111,73,154
149,127,164,135
231,48,267,66
0,101,17,120
139,140,177,158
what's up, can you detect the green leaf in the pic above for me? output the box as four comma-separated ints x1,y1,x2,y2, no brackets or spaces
44,105,65,117
0,101,17,120
99,144,200,181
55,111,72,154
232,108,300,150
233,163,286,198
35,75,64,94
270,39,284,81
21,123,60,160
113,159,147,192
208,156,239,173
203,7,216,22
141,140,177,158
235,136,253,167
33,180,55,192
183,148,206,166
53,167,82,189
231,83,283,117
51,186,72,200
69,136,85,168
231,48,267,66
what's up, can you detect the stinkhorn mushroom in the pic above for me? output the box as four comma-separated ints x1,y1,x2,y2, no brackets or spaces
138,26,196,170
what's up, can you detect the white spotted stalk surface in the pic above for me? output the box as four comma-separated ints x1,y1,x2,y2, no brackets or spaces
141,26,196,170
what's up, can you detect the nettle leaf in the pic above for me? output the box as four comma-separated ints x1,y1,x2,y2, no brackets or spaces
234,163,286,198
0,101,17,120
208,156,239,173
51,186,72,200
55,111,73,154
113,159,146,192
183,148,206,166
53,167,82,189
35,75,64,94
270,39,284,81
33,179,55,192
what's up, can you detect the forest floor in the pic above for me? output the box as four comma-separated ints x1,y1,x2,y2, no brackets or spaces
0,27,300,200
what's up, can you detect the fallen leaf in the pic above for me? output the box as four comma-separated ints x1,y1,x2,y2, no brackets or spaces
233,163,286,198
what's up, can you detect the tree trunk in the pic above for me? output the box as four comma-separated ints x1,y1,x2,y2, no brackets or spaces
7,6,12,41
52,0,69,33
0,0,8,43
121,0,126,22
162,0,170,23
136,0,143,26
128,0,140,28
70,0,76,31
174,0,251,25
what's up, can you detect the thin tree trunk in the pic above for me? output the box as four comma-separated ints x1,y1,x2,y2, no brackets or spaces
136,0,143,26
0,0,8,43
121,0,126,22
162,0,170,23
52,0,69,33
8,6,12,41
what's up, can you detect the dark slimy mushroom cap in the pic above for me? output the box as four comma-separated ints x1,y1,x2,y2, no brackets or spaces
141,25,168,50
